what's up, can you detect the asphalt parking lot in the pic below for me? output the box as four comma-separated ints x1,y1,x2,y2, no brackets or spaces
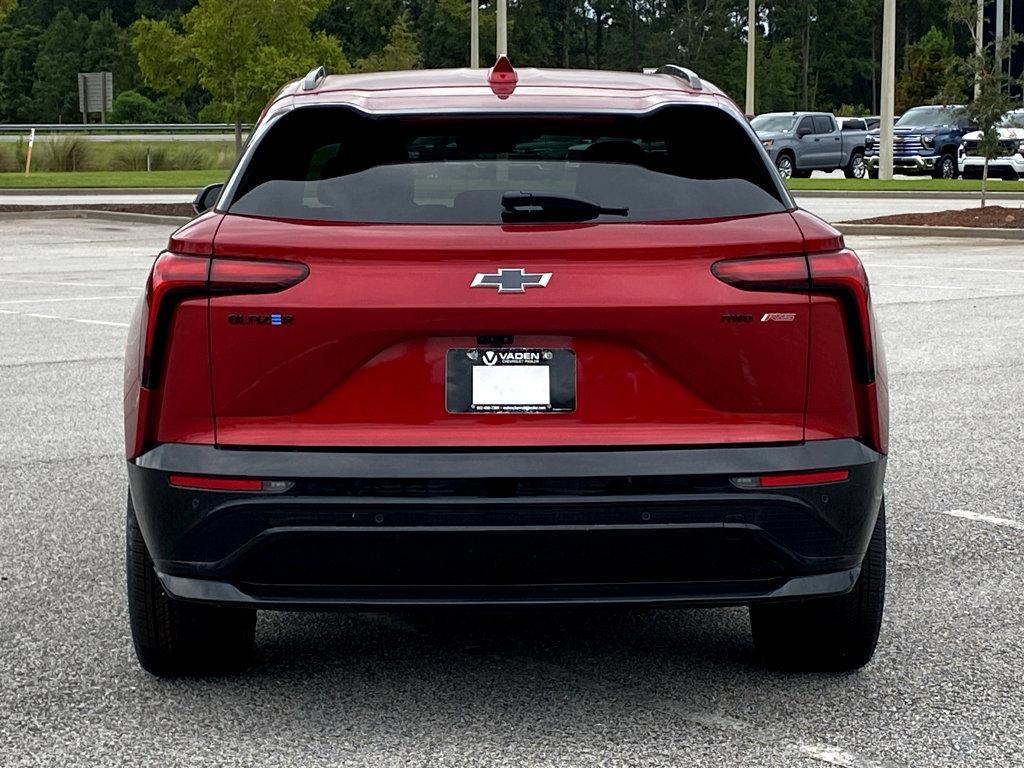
1,217,1022,766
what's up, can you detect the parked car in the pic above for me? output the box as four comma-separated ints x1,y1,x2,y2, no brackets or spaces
751,111,868,179
864,104,969,179
124,59,888,676
959,109,1024,180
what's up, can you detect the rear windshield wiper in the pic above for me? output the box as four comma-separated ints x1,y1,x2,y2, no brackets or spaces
501,192,629,222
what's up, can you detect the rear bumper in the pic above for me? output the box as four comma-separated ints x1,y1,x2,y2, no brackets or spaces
128,439,885,609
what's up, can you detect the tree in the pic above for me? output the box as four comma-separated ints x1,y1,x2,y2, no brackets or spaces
0,0,16,24
944,0,1023,205
132,0,348,152
895,26,953,113
509,0,554,66
0,22,41,121
415,0,469,68
31,8,91,122
355,13,420,71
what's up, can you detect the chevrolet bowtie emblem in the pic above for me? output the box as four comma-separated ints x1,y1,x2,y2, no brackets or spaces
470,268,552,293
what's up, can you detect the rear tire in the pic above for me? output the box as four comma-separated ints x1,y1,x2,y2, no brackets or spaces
749,500,885,672
127,492,256,675
775,153,795,179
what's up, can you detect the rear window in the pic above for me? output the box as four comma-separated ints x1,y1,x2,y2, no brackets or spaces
228,106,787,224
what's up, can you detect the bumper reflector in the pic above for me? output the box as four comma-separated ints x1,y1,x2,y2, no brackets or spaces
169,475,291,492
731,469,850,489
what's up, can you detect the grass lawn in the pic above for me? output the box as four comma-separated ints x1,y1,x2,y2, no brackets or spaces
786,177,1024,192
0,170,228,189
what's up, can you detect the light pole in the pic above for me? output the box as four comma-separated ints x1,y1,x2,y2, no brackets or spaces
471,0,479,67
879,0,896,180
496,0,508,57
745,0,756,115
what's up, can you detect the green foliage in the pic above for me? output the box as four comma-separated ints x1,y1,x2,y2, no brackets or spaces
896,26,953,112
111,143,166,170
38,135,93,171
355,13,420,72
110,90,159,122
509,0,553,67
0,0,16,24
944,0,1024,204
133,0,349,147
416,0,469,68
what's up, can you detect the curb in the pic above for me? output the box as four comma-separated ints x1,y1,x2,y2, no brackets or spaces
792,189,1024,200
835,222,1024,239
0,187,197,196
0,209,190,226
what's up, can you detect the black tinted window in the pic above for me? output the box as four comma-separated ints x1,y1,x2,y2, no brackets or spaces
812,115,833,134
229,106,786,224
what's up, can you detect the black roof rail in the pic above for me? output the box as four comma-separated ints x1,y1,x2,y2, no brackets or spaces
303,65,327,91
643,65,703,91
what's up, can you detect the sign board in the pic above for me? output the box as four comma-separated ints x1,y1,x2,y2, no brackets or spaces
78,72,113,120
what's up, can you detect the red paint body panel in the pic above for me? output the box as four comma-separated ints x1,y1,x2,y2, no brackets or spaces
206,213,811,448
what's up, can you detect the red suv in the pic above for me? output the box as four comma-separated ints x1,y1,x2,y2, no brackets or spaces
124,60,887,675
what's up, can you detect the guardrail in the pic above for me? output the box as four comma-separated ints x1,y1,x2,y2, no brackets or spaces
0,123,253,134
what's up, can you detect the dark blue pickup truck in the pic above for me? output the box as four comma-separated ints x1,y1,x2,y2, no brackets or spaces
864,104,970,179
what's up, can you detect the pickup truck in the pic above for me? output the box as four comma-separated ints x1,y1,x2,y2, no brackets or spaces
864,104,969,179
751,111,867,179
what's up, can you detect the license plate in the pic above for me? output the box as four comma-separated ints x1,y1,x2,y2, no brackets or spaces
446,348,576,413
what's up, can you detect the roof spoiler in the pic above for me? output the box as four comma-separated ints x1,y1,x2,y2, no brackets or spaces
642,65,703,91
303,65,327,91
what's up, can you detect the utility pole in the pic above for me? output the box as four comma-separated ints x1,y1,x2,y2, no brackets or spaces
745,0,756,115
496,0,508,57
470,0,479,67
879,0,896,180
976,0,985,98
996,0,1005,75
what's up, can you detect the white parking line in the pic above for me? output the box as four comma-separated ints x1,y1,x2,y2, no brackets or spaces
0,277,118,288
0,308,129,328
861,263,1024,274
0,295,134,305
872,282,1021,293
941,509,1024,530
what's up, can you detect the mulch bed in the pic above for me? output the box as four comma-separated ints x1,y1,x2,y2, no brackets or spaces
845,205,1024,228
0,203,193,217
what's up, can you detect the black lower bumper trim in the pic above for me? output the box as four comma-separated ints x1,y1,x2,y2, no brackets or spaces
159,567,860,609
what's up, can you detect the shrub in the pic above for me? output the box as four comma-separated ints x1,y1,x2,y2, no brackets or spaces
111,145,168,171
0,143,20,172
110,90,161,124
166,146,209,170
38,136,93,172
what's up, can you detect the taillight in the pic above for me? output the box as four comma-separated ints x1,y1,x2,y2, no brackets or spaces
140,253,308,388
209,258,309,294
141,253,210,388
712,249,886,454
169,474,293,492
710,255,809,291
806,250,877,384
712,250,876,384
731,469,850,489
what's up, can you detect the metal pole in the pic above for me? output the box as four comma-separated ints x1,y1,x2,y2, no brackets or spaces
996,0,1005,74
976,0,985,99
745,0,756,115
496,0,507,57
879,0,896,180
470,0,479,67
